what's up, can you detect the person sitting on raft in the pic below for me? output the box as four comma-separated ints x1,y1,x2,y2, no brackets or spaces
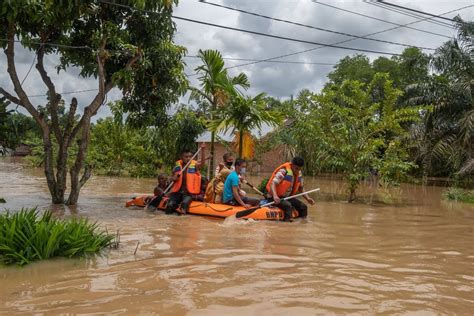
216,152,247,198
154,173,169,196
216,152,235,174
223,158,259,208
166,145,206,215
266,156,315,222
205,152,235,203
146,173,170,208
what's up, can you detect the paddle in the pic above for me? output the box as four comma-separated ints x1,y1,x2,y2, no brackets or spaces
146,147,202,209
242,179,265,196
231,188,321,219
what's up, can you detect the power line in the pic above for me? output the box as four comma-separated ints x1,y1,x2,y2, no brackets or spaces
199,0,436,51
0,38,90,50
172,16,403,56
378,0,467,24
312,1,452,38
366,1,455,29
185,55,336,65
27,89,99,98
204,3,471,72
99,0,405,57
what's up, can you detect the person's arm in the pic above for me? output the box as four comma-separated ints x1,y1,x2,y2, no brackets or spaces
271,168,286,204
298,180,315,205
171,164,180,182
232,186,250,208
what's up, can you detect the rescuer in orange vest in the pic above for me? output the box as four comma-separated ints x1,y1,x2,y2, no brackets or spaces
266,156,315,222
165,145,206,215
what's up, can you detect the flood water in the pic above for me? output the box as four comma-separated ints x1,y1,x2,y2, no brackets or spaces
1,158,473,315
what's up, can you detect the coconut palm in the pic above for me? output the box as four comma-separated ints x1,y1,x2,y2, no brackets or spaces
408,17,473,179
210,93,284,158
189,49,249,175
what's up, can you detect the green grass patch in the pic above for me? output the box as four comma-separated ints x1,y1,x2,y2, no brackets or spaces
444,187,474,204
0,198,5,203
0,208,118,266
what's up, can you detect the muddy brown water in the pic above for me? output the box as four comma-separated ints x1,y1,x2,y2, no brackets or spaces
1,158,473,315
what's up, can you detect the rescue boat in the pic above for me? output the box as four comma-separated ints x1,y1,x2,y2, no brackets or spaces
125,194,298,220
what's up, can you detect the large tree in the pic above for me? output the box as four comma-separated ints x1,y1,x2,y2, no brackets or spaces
287,74,422,202
0,1,187,204
408,17,473,179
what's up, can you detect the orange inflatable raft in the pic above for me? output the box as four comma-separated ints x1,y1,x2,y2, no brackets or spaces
125,194,298,220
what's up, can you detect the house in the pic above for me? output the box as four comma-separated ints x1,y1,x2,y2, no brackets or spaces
12,143,32,157
196,120,294,174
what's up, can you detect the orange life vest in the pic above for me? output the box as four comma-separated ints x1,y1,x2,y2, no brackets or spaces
171,160,201,195
266,162,302,197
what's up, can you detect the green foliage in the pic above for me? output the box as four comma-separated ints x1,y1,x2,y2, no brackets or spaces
209,92,284,157
408,18,473,179
444,187,474,203
189,49,250,173
0,0,187,204
23,101,204,177
0,208,117,266
0,198,5,204
279,73,422,201
1,97,39,154
146,106,205,168
88,104,160,177
326,48,430,92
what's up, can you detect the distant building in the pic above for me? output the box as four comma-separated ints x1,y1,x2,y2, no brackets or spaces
12,143,32,157
196,120,294,175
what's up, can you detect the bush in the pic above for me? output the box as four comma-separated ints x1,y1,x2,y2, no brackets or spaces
0,208,117,266
444,188,474,204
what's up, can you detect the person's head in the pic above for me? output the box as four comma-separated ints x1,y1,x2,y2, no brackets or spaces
223,152,234,168
180,149,193,164
291,156,304,174
157,173,167,185
234,158,247,174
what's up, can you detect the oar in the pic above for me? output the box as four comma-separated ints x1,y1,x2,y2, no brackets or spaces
146,148,202,209
231,188,321,219
242,179,265,196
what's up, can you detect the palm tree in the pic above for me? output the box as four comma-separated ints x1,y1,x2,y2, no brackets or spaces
189,49,249,175
408,17,473,179
210,93,284,158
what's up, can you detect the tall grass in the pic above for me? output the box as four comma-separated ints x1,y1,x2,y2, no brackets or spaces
444,188,474,204
0,208,118,266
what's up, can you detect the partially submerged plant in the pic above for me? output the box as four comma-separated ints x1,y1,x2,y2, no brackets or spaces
0,208,118,266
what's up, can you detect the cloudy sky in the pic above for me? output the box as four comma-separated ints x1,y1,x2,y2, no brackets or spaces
1,0,472,120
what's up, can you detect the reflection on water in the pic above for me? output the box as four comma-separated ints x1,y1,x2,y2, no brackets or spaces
1,158,473,314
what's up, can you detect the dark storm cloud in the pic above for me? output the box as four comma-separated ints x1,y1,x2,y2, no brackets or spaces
1,0,473,117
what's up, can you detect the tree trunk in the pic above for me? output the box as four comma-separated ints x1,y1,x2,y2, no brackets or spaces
210,131,215,178
67,118,92,205
43,131,64,204
239,130,244,158
348,187,356,203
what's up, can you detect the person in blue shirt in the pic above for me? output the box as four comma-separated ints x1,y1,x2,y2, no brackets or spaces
223,158,260,208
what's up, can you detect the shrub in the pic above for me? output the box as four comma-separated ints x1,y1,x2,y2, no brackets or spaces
0,208,117,266
444,188,474,204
